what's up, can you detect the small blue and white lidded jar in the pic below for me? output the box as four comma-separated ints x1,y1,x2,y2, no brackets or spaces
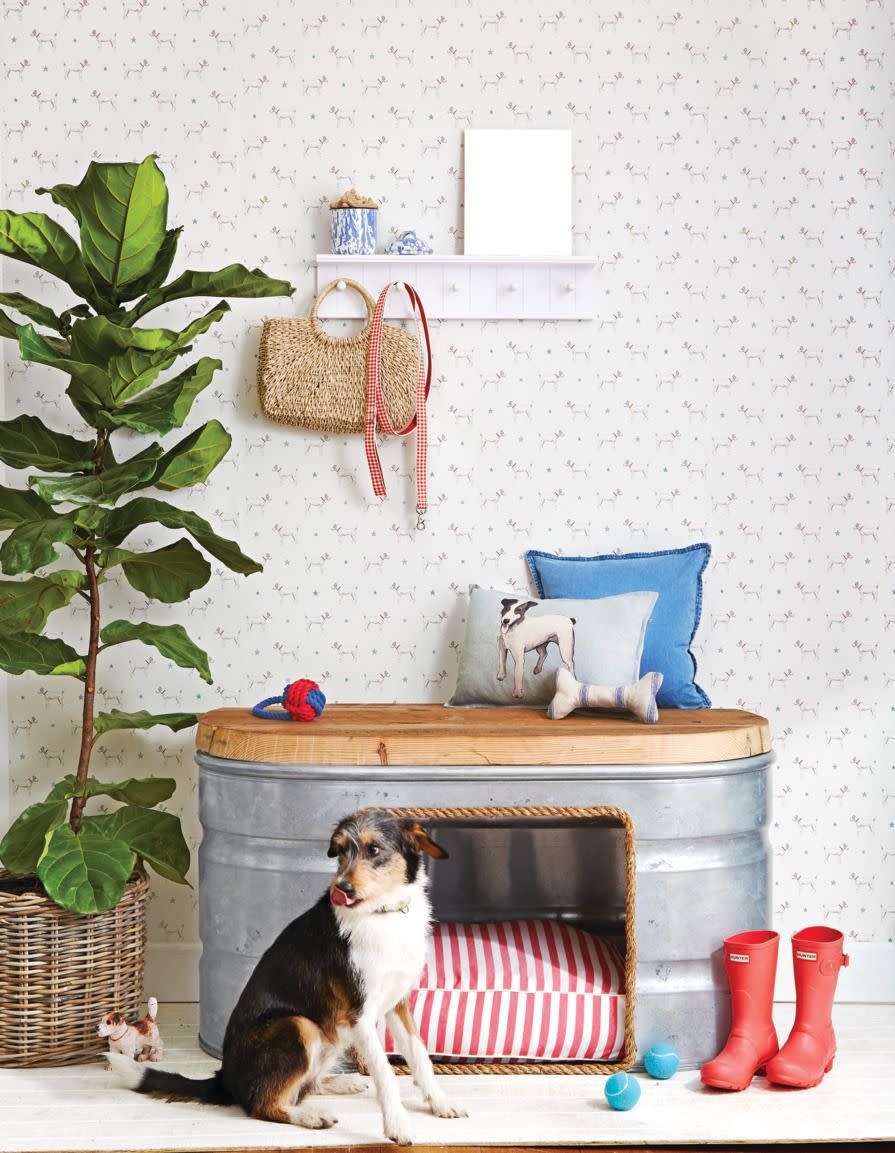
330,189,379,255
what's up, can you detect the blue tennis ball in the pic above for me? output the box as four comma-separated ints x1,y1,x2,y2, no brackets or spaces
644,1043,681,1080
604,1071,641,1111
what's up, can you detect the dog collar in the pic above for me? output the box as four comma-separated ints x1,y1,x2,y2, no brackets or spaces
374,901,410,915
109,1024,129,1041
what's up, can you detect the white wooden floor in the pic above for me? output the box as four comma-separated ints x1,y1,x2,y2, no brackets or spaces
3,1003,892,1150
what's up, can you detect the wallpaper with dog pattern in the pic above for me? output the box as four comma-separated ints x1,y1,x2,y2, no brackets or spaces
1,0,892,951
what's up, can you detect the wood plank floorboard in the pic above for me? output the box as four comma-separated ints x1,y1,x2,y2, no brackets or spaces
2,1005,891,1151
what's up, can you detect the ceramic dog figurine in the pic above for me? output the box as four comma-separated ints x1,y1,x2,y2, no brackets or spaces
98,997,163,1067
497,597,577,698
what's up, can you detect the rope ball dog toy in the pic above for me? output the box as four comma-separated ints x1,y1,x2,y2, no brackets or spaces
252,679,326,721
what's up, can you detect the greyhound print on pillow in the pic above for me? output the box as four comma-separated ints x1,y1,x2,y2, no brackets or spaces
448,586,658,708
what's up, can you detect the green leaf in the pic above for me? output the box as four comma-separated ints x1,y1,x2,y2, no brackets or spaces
127,263,294,321
0,414,95,472
101,619,211,682
121,226,182,301
0,485,57,531
0,310,22,342
95,349,181,415
0,799,68,874
70,304,227,366
0,632,85,676
35,180,83,223
17,324,116,413
0,571,84,633
39,157,169,300
0,209,104,308
0,292,64,333
30,443,162,505
0,491,84,575
70,313,179,366
87,806,190,886
46,774,176,807
100,357,221,435
71,504,106,532
59,303,93,329
0,514,77,574
101,538,211,602
37,823,135,914
93,709,200,736
95,496,261,575
60,304,229,422
169,301,232,347
147,420,231,491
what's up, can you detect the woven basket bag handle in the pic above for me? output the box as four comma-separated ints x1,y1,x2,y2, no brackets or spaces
309,278,376,337
365,281,432,530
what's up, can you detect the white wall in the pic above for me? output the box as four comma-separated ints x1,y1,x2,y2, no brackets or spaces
1,0,891,989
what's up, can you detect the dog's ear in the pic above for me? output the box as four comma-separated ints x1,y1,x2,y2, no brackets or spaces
499,597,518,611
515,600,538,618
404,821,449,860
327,829,343,858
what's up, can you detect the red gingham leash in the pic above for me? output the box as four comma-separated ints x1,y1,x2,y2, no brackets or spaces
365,281,432,529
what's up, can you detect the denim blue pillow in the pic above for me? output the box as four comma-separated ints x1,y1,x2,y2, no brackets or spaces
526,543,711,709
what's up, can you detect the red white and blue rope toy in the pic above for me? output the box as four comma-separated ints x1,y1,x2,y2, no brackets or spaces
252,679,326,722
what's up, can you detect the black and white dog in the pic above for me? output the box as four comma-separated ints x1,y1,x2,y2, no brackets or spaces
110,809,466,1145
497,597,577,698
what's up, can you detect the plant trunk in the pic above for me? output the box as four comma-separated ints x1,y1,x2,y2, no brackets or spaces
69,433,106,834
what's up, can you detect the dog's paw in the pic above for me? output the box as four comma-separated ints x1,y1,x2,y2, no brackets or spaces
384,1110,414,1145
289,1105,338,1130
429,1093,468,1119
321,1073,367,1095
496,672,505,681
512,690,523,699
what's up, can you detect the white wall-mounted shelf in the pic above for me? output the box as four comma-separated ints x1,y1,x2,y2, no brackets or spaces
315,255,595,321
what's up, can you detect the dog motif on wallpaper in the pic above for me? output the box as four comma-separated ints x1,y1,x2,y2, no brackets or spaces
0,0,889,949
497,598,577,698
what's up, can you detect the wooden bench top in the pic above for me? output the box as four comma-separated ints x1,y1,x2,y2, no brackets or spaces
195,705,771,767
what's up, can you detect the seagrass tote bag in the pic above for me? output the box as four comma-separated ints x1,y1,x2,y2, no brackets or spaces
257,278,419,434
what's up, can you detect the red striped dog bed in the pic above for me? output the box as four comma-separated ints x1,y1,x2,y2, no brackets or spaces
383,919,626,1063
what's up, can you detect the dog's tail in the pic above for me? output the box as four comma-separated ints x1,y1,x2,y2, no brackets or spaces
146,996,158,1022
108,1053,232,1105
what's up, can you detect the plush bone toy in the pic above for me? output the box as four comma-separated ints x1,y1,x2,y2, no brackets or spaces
98,997,163,1067
547,668,664,723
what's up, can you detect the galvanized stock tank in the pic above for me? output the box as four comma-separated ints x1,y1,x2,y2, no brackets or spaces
195,706,773,1069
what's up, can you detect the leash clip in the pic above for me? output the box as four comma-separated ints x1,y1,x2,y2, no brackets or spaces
416,505,426,531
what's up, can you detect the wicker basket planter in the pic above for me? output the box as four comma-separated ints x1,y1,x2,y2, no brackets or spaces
0,870,149,1067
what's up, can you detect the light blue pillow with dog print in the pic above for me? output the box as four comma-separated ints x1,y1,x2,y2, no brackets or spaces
448,586,658,708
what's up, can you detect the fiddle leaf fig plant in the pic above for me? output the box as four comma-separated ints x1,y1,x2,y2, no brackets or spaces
0,156,294,914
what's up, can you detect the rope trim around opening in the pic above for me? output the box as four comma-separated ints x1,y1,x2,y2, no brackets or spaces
383,804,637,1076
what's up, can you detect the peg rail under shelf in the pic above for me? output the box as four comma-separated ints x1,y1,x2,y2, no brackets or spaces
315,254,596,320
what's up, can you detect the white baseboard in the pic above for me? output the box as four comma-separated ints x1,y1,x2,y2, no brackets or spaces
146,941,895,1006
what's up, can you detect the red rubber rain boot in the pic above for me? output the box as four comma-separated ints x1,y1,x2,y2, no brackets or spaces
701,930,779,1091
766,926,849,1088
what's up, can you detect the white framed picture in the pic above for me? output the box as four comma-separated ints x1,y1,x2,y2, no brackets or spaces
463,129,573,257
